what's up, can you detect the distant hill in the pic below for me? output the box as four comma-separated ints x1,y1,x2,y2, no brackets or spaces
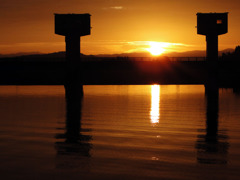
220,48,235,55
164,50,207,57
19,51,66,59
96,52,152,57
94,49,234,57
0,49,234,59
164,49,234,57
0,52,40,58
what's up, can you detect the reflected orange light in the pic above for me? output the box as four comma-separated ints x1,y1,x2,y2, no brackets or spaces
150,85,160,124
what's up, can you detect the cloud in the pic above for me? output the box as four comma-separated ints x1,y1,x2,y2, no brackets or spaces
103,6,124,10
110,6,123,10
128,41,190,47
82,40,192,55
0,40,192,55
126,41,191,53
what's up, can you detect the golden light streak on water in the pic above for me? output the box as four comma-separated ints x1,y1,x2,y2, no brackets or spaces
150,85,160,124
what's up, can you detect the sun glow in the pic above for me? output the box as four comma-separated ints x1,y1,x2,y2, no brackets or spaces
150,85,160,124
146,42,168,56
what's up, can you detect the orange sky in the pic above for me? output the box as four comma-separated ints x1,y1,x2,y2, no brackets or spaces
1,0,240,55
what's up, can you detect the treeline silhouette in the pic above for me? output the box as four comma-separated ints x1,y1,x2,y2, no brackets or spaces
0,50,239,87
222,45,240,60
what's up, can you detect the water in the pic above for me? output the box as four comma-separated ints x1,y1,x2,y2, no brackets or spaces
0,85,240,180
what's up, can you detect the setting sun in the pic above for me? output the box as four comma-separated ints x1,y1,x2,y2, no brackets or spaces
146,42,168,56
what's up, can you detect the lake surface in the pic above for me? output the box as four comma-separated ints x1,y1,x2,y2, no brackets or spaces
0,85,240,180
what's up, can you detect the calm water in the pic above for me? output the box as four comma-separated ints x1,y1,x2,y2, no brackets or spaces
0,85,240,180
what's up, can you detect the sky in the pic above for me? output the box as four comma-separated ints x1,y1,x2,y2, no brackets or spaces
1,0,240,55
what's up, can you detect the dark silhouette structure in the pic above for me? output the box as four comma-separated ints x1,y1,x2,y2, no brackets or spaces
55,13,91,97
197,13,228,99
197,13,228,61
196,90,229,164
55,95,92,169
0,12,239,89
195,13,229,164
54,14,92,168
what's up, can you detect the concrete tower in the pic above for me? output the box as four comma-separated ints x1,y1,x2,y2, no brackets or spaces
55,13,91,63
197,13,228,61
54,14,91,113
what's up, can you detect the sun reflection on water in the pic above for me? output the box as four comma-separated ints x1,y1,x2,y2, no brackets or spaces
150,85,160,124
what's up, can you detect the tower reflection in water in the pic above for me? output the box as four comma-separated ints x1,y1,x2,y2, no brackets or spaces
55,85,92,169
196,87,229,164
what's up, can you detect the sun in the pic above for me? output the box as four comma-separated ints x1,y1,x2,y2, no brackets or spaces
146,42,167,56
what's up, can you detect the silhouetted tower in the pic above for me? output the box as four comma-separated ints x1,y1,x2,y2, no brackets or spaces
197,13,228,61
55,13,91,63
55,14,91,97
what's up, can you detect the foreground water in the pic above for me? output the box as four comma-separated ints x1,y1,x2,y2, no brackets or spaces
0,85,240,180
